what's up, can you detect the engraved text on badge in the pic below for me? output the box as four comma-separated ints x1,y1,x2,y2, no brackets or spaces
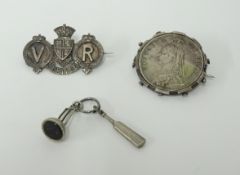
23,25,105,75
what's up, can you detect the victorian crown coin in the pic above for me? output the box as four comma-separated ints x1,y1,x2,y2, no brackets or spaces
133,32,210,95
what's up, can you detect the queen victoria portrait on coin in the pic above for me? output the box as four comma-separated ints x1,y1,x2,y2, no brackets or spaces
133,32,210,95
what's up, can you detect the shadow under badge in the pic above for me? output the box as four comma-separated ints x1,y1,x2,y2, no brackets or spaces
23,24,105,75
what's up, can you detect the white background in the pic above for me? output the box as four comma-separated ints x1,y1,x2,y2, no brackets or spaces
0,0,239,175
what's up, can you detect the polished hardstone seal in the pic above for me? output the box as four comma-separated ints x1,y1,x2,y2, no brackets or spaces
133,32,210,95
42,118,64,140
41,98,146,148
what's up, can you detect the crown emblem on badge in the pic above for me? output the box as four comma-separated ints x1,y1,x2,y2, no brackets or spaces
82,33,96,40
23,25,105,75
54,24,75,38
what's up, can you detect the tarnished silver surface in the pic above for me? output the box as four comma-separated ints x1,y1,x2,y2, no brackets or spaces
48,25,80,75
42,97,146,148
23,35,53,73
113,121,145,148
23,25,105,75
133,32,210,95
73,34,104,74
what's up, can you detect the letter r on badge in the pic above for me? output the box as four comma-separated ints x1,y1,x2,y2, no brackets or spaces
82,44,94,62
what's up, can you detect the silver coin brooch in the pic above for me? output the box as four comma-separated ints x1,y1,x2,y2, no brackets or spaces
133,32,211,96
23,24,105,75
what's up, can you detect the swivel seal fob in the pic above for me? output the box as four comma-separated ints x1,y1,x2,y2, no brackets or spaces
42,97,146,148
